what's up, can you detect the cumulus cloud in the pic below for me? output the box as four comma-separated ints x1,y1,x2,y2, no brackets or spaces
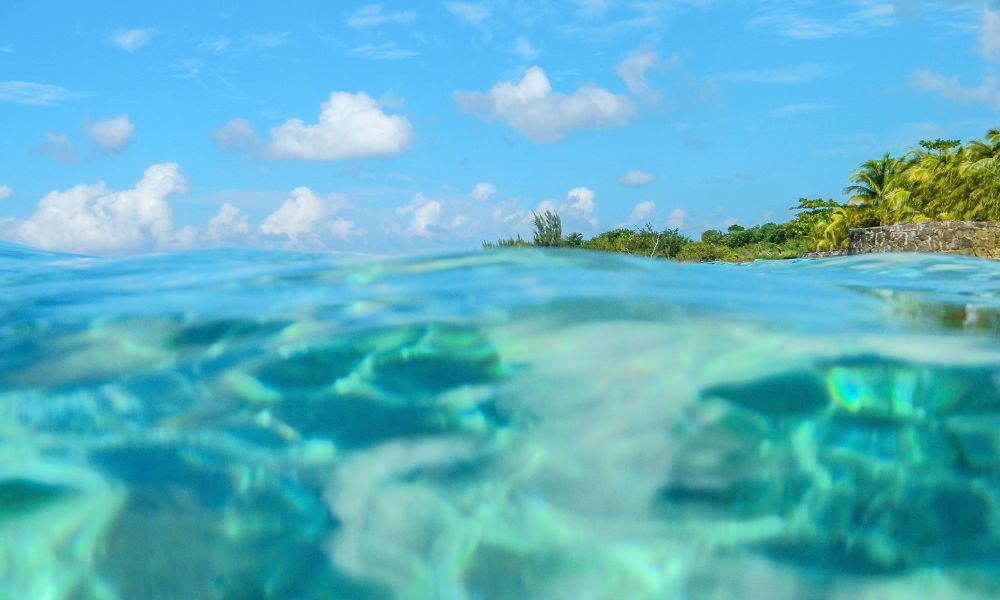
0,185,11,200
629,200,656,223
258,187,361,246
0,81,74,106
397,193,442,237
454,66,636,142
470,182,496,202
535,186,599,227
329,219,362,241
204,203,251,242
567,186,595,218
112,29,155,52
618,169,655,185
667,208,687,229
910,70,1000,106
38,131,78,164
261,186,327,239
617,49,659,96
3,163,187,254
213,92,412,161
346,4,416,27
86,114,135,153
211,118,260,153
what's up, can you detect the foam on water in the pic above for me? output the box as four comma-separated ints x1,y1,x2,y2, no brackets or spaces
2,242,1000,599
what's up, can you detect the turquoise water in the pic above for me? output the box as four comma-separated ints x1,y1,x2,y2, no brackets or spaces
2,242,1000,599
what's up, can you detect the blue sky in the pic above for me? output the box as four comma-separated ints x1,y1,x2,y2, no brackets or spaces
0,0,997,254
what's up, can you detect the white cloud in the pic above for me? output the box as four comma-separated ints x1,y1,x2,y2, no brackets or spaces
618,169,655,185
567,186,596,222
204,203,251,242
397,193,442,237
724,64,829,84
981,2,1000,60
349,42,416,60
330,219,363,241
470,182,496,201
512,36,539,60
617,49,659,96
0,81,73,106
261,187,327,239
629,200,656,223
38,131,78,164
772,102,829,117
213,91,412,161
910,70,1000,106
446,2,491,24
749,3,897,40
86,114,135,153
112,29,154,52
211,118,260,152
667,208,687,229
346,5,417,26
257,187,360,246
532,186,600,228
454,66,636,143
3,163,187,254
0,185,11,200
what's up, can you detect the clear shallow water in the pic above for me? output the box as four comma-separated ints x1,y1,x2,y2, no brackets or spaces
2,242,1000,599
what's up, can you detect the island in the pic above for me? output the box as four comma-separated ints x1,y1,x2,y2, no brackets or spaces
486,128,1000,262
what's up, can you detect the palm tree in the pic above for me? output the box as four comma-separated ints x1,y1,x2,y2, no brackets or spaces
906,139,973,220
843,153,911,224
960,129,1000,219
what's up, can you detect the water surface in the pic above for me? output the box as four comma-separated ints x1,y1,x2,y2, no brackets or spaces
2,243,1000,599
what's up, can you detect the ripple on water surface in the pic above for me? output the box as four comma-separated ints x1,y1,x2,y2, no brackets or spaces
2,244,1000,599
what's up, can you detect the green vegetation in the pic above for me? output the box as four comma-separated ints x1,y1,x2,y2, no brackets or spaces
485,127,1000,262
484,211,810,262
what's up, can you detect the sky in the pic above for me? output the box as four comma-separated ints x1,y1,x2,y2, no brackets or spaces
0,0,998,255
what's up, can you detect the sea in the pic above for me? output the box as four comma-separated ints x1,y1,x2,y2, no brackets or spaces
2,241,1000,600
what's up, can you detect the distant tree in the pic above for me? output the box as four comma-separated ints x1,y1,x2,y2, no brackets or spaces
675,241,728,262
700,229,725,245
532,210,563,246
785,198,842,240
482,234,530,249
652,227,690,258
586,228,635,253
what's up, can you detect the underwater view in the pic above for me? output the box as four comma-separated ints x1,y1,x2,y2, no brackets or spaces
3,242,1000,599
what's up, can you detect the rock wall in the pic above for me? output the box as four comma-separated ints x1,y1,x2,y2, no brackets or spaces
847,221,1000,259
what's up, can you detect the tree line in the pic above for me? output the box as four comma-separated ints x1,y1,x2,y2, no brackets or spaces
485,127,1000,261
